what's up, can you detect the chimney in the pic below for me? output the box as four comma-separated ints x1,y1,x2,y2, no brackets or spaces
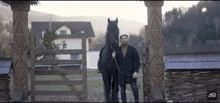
42,31,45,38
49,22,51,31
49,14,52,31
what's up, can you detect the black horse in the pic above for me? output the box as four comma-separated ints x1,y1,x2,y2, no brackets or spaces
98,18,119,102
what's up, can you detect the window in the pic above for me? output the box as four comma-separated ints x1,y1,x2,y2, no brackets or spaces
62,43,67,49
71,54,79,59
60,30,66,35
81,31,85,34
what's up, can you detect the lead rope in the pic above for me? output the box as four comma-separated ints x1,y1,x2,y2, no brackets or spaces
114,58,140,89
110,42,140,89
112,42,140,89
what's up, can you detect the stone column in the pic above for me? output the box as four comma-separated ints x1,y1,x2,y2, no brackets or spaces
144,1,165,102
10,2,30,100
143,25,151,102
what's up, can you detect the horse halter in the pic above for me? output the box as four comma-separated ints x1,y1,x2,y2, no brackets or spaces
108,32,118,51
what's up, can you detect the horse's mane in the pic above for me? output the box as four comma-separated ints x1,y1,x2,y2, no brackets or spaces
105,18,119,50
101,18,119,63
99,18,119,74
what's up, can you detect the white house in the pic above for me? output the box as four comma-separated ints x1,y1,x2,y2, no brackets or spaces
31,21,96,68
87,50,100,70
0,28,11,36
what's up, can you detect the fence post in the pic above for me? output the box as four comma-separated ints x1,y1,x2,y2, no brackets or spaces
82,38,87,101
30,30,35,102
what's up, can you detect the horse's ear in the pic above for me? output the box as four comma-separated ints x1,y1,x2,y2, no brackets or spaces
116,18,118,24
108,18,110,23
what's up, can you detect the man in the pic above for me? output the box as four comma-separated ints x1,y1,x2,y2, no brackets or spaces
98,46,119,102
112,34,140,102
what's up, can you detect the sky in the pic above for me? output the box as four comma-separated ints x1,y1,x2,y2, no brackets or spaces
30,1,200,24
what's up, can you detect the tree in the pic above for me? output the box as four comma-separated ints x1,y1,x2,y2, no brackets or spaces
196,23,217,44
128,34,144,61
89,32,106,50
0,15,2,33
0,28,13,57
164,8,182,27
163,1,220,53
138,26,145,38
0,22,2,33
42,29,59,50
5,23,12,34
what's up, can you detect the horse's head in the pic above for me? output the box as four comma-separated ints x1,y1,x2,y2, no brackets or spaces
107,18,119,52
100,18,119,66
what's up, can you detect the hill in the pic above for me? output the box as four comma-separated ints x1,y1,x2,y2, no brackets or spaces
0,6,145,38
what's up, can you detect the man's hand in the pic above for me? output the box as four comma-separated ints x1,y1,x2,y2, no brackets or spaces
133,72,138,78
112,51,116,58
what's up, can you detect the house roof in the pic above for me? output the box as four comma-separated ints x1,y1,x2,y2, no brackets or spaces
0,58,12,74
55,25,72,31
31,21,95,39
165,54,220,69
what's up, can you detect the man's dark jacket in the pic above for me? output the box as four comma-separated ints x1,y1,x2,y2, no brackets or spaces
115,45,140,85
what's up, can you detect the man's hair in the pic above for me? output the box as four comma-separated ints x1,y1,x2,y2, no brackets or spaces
120,34,128,39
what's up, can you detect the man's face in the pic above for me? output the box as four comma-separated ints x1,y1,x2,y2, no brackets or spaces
120,36,128,45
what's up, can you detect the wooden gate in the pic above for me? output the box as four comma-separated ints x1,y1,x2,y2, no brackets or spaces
29,30,87,102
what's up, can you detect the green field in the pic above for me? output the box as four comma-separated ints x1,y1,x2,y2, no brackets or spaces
9,68,144,102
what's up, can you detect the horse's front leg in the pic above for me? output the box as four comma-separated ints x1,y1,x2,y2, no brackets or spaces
102,74,112,102
111,75,119,102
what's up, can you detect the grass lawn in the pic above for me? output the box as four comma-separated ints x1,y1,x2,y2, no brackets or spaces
9,68,144,102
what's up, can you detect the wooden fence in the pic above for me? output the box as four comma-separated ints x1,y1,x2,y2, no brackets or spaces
0,74,11,102
29,30,87,102
165,69,220,102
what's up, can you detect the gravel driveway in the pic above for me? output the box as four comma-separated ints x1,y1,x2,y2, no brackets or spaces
87,74,143,102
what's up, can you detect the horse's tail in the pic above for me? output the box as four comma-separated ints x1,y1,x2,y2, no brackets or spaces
97,46,106,74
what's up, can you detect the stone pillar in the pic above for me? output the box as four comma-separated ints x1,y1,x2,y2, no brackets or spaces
10,2,30,100
144,1,165,102
143,25,151,102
